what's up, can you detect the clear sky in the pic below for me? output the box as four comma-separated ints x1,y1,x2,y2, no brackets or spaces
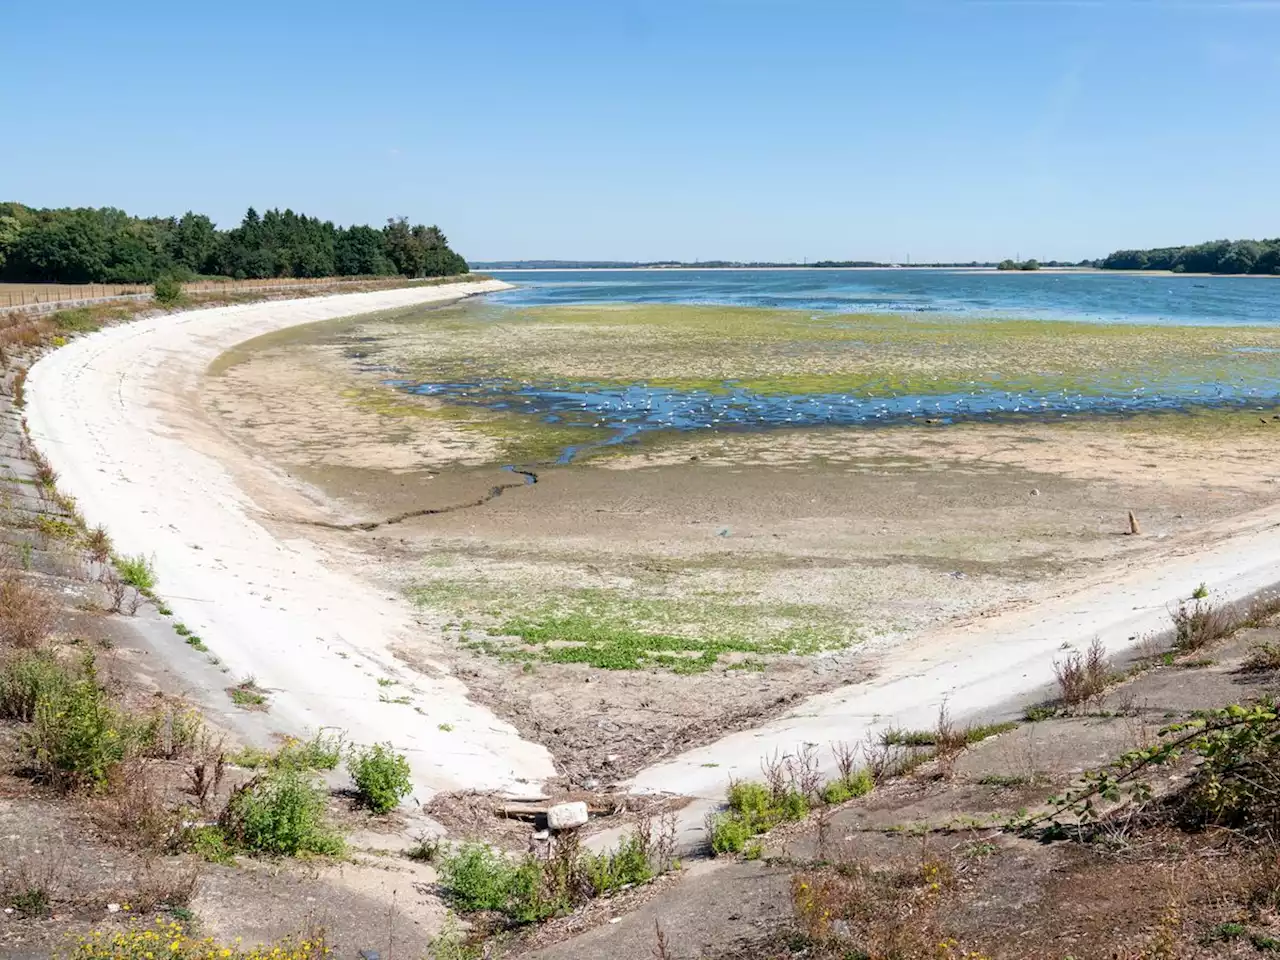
3,1,1278,263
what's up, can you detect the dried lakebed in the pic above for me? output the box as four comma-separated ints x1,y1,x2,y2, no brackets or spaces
201,300,1280,785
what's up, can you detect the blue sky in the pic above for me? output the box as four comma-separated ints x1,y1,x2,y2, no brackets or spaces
3,1,1278,262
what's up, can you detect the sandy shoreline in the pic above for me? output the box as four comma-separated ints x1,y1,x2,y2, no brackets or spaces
25,280,557,800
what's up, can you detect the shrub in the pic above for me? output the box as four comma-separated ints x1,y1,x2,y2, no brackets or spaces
1053,637,1110,711
0,575,57,648
115,554,158,592
436,843,555,923
279,730,344,770
0,649,72,721
709,812,756,854
153,275,185,307
348,742,412,813
1172,599,1234,652
709,777,812,855
583,831,655,895
27,656,141,791
220,767,343,856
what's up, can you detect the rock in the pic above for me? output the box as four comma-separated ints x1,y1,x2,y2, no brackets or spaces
604,753,621,765
546,801,589,831
582,778,600,790
1030,488,1041,496
106,903,121,914
532,829,550,840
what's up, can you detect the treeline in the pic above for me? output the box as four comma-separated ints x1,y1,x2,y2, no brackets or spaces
1100,238,1280,275
0,202,468,284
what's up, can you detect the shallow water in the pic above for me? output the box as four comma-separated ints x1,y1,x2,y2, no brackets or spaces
393,376,1278,463
376,270,1280,462
488,268,1280,327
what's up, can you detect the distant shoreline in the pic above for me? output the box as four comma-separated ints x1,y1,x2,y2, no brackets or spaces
480,265,1276,278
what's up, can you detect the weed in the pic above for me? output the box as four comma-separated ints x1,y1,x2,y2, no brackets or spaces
83,525,112,564
1192,582,1210,600
820,770,874,804
1243,643,1280,672
348,742,413,813
1172,598,1234,652
52,307,104,333
426,918,481,960
376,677,395,687
91,760,181,851
880,726,936,748
11,366,27,408
115,553,158,592
438,722,454,732
709,777,810,854
36,514,79,541
378,692,411,704
220,766,344,857
100,566,141,615
186,737,227,810
0,574,56,648
437,843,553,922
67,919,330,959
0,649,73,720
977,773,1035,787
185,824,235,864
1054,637,1110,712
406,836,440,863
26,655,142,791
227,678,268,710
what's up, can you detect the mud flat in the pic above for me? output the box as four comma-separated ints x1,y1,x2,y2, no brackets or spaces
24,279,558,800
198,300,1280,798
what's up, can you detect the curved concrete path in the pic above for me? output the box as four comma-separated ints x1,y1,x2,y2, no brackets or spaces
25,281,556,799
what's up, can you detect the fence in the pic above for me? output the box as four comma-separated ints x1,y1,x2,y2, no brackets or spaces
0,276,404,311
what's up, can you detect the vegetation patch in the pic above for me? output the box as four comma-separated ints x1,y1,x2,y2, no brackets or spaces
67,919,330,960
218,766,344,857
347,742,413,813
437,817,677,927
114,553,158,593
227,678,269,710
419,583,855,673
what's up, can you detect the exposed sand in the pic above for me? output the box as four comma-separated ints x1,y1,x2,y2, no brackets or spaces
24,280,558,800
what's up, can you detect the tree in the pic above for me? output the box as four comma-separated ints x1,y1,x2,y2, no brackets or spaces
169,212,219,274
335,225,395,276
0,201,467,283
0,214,21,273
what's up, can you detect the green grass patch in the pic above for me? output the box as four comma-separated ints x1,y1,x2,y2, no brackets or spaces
419,583,855,673
820,771,875,805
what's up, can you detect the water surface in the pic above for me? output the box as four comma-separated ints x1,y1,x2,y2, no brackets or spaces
489,268,1280,327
